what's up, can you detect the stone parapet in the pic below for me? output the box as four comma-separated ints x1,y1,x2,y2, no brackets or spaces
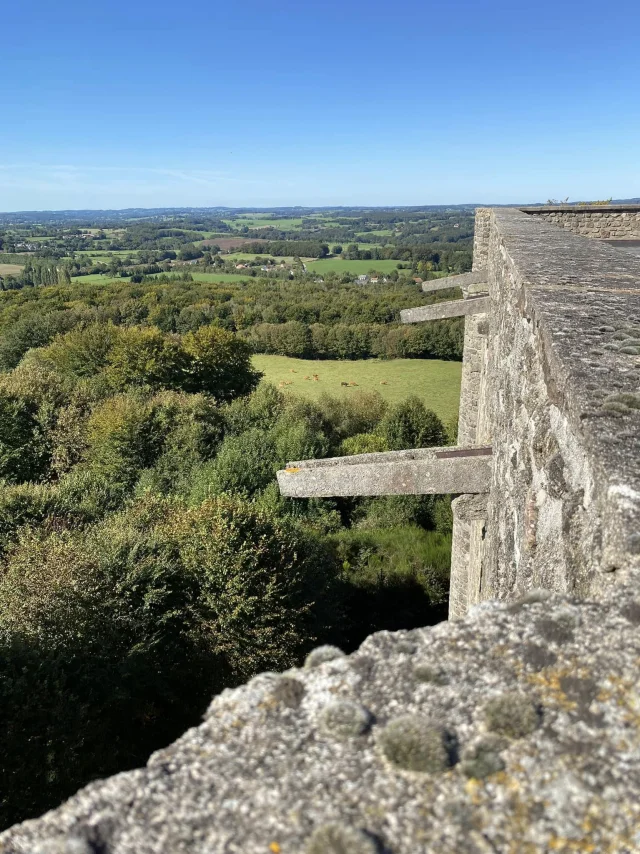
521,204,640,239
4,583,640,853
479,208,640,601
472,207,491,270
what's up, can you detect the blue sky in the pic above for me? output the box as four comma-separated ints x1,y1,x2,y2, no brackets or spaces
1,0,639,210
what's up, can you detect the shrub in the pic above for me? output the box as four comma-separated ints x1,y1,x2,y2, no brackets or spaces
355,494,437,530
317,391,388,443
330,526,450,648
222,383,285,435
31,322,119,379
379,395,447,450
180,325,260,400
0,389,50,483
339,433,389,456
0,495,337,828
191,428,276,499
85,393,165,484
104,326,185,391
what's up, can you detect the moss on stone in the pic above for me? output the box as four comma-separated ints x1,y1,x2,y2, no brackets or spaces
460,734,506,779
318,701,371,739
306,823,379,854
379,715,452,773
484,692,539,739
305,646,346,669
413,663,449,685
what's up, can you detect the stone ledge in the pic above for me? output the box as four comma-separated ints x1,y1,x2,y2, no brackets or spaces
277,446,492,497
3,583,640,853
520,204,640,213
400,296,490,324
490,209,640,576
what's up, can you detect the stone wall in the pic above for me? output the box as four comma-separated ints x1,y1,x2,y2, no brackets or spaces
471,206,491,269
520,204,640,239
449,207,640,616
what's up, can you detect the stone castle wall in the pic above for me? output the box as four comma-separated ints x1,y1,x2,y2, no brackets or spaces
520,204,640,239
450,206,640,616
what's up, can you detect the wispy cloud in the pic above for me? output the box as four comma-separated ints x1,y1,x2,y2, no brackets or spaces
0,163,299,210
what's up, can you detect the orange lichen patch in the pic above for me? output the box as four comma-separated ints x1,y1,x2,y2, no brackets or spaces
464,777,484,805
525,666,590,712
269,843,282,853
604,675,640,729
547,835,597,852
284,467,301,474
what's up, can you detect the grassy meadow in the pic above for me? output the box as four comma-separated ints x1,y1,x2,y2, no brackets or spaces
0,264,24,276
305,258,403,275
252,354,462,422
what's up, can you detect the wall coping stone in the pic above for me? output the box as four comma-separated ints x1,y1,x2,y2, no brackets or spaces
490,208,640,574
520,204,640,213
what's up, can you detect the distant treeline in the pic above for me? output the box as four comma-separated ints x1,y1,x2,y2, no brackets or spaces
238,240,331,257
239,320,462,361
0,275,463,369
238,240,471,270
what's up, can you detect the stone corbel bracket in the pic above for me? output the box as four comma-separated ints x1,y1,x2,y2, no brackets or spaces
277,446,492,498
400,295,490,323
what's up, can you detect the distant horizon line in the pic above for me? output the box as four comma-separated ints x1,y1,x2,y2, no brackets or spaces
2,199,639,216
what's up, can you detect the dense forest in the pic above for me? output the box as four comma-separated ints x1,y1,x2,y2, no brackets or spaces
0,207,468,829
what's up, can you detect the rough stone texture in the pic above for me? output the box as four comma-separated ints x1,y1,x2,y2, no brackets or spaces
521,205,640,240
448,494,487,619
4,585,640,853
421,271,487,295
477,208,640,604
400,295,490,323
457,312,490,447
277,446,491,497
472,207,491,270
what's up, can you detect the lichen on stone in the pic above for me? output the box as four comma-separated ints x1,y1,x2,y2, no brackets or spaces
413,663,449,685
483,692,540,739
305,823,380,854
460,734,506,779
305,645,346,668
378,715,454,773
318,701,371,739
271,676,305,708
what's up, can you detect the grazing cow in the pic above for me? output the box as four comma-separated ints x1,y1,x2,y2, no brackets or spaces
349,381,358,387
290,369,297,373
340,381,349,387
380,381,388,385
312,374,320,381
303,376,310,380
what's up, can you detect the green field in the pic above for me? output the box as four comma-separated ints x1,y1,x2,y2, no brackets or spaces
224,217,305,230
71,273,128,283
305,258,402,275
252,355,461,422
0,264,23,276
